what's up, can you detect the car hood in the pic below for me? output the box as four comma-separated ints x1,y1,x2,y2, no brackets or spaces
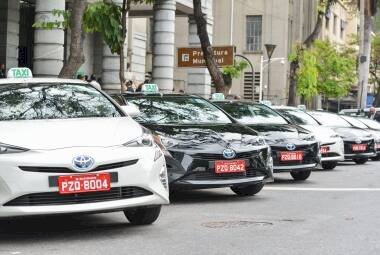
142,123,266,152
333,127,373,141
0,117,142,150
245,124,311,145
300,125,339,142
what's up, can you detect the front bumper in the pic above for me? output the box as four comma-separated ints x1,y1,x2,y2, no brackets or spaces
343,139,376,160
166,148,273,190
0,146,169,218
271,142,320,173
320,140,345,162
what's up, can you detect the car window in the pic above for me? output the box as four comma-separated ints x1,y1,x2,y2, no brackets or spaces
341,116,368,129
358,118,380,130
125,96,232,125
0,83,122,121
309,112,351,127
217,103,287,125
276,108,319,125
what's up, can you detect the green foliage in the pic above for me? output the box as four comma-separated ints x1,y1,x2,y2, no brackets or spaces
33,9,70,30
83,2,123,54
222,61,248,79
295,40,357,101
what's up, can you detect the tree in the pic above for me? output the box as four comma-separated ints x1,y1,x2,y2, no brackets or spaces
192,0,226,94
295,40,357,102
288,0,337,106
371,36,380,106
33,1,87,79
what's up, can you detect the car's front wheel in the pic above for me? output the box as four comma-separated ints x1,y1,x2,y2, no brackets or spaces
322,161,338,170
124,206,161,225
290,170,311,181
353,158,368,165
231,183,264,196
372,155,380,161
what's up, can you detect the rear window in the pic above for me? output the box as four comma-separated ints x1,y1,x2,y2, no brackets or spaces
0,83,122,121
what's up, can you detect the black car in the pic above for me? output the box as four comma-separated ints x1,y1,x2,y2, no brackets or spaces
309,111,376,164
340,115,380,161
113,93,273,196
214,101,320,181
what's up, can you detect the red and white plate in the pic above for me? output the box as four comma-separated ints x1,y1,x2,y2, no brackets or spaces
352,144,367,152
215,160,246,174
280,151,304,161
58,173,111,194
320,146,329,154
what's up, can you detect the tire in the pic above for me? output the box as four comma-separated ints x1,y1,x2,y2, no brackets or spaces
124,206,161,225
372,155,380,161
353,158,368,165
231,183,264,196
322,161,338,170
290,170,311,181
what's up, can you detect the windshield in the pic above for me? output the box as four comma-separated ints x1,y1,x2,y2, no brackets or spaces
341,116,368,129
276,108,319,125
125,96,232,125
357,118,380,130
217,102,287,125
309,112,351,127
0,83,121,121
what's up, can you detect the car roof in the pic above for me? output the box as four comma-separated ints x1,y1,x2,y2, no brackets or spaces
272,105,299,110
117,92,200,98
0,78,88,86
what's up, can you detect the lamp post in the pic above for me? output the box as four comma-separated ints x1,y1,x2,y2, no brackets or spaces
264,44,276,100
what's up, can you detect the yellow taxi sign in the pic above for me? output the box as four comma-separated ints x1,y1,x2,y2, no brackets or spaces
141,84,159,93
7,68,33,79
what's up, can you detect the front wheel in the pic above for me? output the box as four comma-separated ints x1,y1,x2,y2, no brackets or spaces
372,155,380,161
322,161,338,170
124,206,161,225
353,158,368,165
290,170,311,181
231,183,264,196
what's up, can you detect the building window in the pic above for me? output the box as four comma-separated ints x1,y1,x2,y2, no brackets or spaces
325,10,331,29
333,15,338,35
243,72,261,101
246,16,262,52
340,19,346,39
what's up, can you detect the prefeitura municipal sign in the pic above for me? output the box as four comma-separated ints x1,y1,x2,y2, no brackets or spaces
177,46,235,68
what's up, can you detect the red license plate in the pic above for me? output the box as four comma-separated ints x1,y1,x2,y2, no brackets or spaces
58,173,111,194
352,144,367,152
376,143,380,150
320,146,329,154
280,151,304,161
215,160,246,174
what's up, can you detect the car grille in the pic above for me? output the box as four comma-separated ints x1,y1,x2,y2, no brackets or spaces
4,187,152,206
271,143,319,166
322,152,341,158
19,160,139,173
177,149,269,182
344,140,375,154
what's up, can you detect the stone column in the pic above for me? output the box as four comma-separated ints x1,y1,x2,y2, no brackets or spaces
187,0,214,98
152,0,176,93
33,0,65,77
0,0,20,70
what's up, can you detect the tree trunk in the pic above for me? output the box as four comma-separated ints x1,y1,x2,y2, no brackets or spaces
374,79,380,106
58,0,87,78
287,0,335,106
119,0,131,93
192,0,226,94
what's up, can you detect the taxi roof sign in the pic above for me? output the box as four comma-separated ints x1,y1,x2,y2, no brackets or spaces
141,84,159,93
7,68,33,79
211,93,225,101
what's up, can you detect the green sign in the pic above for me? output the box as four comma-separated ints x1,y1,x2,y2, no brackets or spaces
7,68,33,78
142,84,159,93
211,93,225,101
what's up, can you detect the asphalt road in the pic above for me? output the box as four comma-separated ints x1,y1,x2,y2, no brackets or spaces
1,161,380,255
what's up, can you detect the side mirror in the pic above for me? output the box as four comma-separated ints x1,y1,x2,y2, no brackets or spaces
120,103,141,117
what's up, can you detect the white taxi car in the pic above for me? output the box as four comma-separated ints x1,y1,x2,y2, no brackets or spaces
0,68,169,225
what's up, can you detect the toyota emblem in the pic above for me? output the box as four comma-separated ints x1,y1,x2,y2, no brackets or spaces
286,143,296,151
223,148,236,159
72,155,95,172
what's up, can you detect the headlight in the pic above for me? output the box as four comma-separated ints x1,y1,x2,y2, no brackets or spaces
154,145,163,161
0,143,29,154
123,129,154,147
